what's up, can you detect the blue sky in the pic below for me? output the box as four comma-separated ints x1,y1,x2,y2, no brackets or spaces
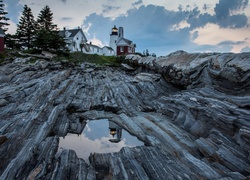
4,0,250,56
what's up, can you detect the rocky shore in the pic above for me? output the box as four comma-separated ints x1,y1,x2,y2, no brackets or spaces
0,51,249,179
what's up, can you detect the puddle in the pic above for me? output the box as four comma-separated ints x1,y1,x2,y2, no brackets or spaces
58,119,144,161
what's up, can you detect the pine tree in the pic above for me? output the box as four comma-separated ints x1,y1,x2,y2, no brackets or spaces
36,5,56,31
5,33,21,50
0,0,9,32
16,5,36,49
33,29,65,51
33,5,65,51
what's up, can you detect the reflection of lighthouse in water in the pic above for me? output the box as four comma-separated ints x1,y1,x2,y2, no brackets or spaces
109,121,122,143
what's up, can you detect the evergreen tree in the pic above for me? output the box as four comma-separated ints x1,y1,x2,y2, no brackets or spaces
5,33,21,49
33,29,65,51
36,5,56,31
16,5,36,49
0,0,9,32
33,5,65,51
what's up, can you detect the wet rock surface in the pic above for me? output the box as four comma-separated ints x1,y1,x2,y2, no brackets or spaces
0,51,250,179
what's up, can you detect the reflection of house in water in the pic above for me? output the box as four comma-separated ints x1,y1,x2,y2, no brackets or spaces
68,118,87,136
109,121,122,143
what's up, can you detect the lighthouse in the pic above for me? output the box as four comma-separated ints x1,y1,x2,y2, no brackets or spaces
109,25,118,55
109,25,136,56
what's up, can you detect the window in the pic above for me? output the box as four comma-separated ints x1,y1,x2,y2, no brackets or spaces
120,46,124,52
128,47,131,53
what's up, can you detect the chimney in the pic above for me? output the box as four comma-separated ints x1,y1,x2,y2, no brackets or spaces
118,27,124,38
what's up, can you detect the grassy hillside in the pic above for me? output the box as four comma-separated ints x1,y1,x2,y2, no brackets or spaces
0,50,126,66
55,52,125,66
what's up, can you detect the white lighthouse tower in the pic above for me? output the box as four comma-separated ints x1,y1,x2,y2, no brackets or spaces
109,25,118,55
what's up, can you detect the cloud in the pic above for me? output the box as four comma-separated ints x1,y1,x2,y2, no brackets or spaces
190,23,250,52
214,0,249,27
59,133,127,160
6,20,17,34
191,44,234,53
88,34,105,47
60,0,66,4
215,0,249,18
102,5,121,14
203,4,208,11
132,0,143,6
61,17,73,21
217,40,245,45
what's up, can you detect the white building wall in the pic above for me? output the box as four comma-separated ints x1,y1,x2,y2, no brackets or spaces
109,34,118,55
102,47,115,56
72,31,87,52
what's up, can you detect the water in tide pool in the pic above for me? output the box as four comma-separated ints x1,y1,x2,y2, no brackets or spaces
58,119,144,161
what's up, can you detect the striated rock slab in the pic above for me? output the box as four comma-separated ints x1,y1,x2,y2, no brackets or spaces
0,52,250,179
126,51,250,93
89,146,221,180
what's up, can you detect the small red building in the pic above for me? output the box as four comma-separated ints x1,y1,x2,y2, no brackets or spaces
116,37,136,56
0,28,5,52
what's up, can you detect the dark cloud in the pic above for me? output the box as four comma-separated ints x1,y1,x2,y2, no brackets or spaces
178,5,183,12
217,40,245,46
61,17,73,21
214,0,249,27
102,5,120,13
82,13,113,40
241,46,250,52
203,4,208,11
61,0,67,4
193,44,233,53
186,8,215,28
132,0,143,6
191,31,199,41
244,37,250,41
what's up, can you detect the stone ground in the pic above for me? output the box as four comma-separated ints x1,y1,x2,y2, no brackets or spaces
0,51,250,179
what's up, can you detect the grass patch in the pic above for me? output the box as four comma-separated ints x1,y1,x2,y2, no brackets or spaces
54,52,125,66
1,49,127,66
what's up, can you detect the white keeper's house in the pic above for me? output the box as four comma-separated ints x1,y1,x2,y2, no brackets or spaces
59,25,135,56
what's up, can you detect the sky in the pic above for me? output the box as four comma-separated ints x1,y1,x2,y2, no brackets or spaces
4,0,250,56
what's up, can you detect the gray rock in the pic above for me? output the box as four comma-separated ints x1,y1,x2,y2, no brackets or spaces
0,51,249,179
13,57,32,64
0,99,8,107
0,135,7,145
